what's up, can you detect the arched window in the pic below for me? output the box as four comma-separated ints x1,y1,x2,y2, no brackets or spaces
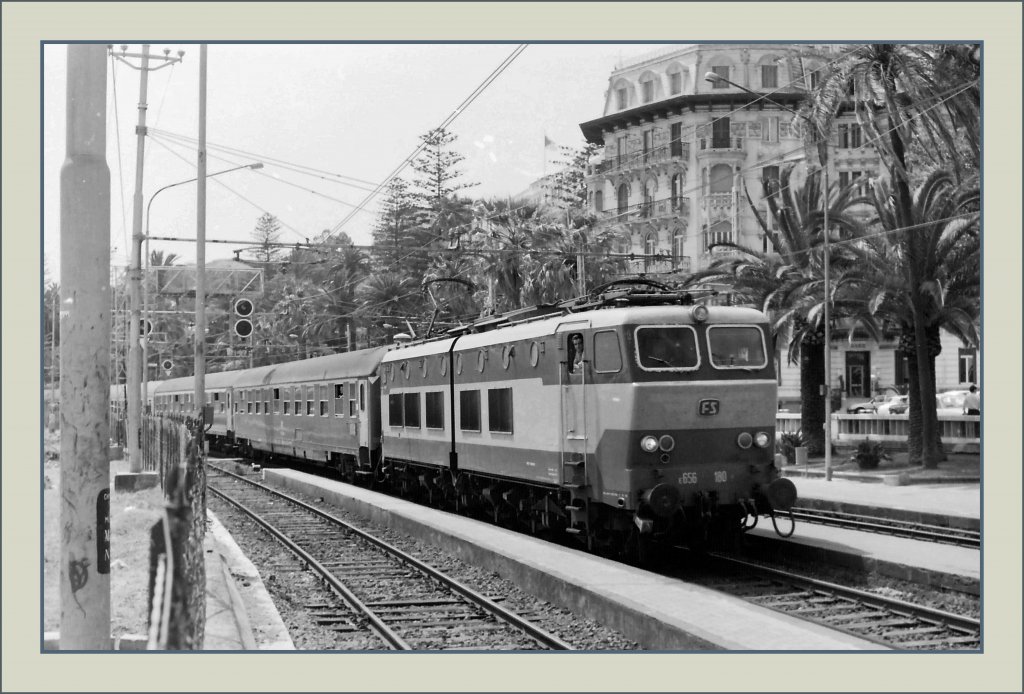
642,178,656,217
617,183,630,215
594,190,604,215
644,232,659,271
666,63,687,95
709,164,733,193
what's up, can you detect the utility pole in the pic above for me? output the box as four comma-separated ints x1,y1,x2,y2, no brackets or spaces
115,44,183,473
194,44,207,416
60,44,111,649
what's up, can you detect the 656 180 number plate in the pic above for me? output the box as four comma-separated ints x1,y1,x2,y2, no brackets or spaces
679,471,728,484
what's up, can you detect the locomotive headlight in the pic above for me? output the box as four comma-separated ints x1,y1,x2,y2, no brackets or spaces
736,432,753,449
658,435,675,452
691,305,709,323
640,436,660,453
754,431,772,448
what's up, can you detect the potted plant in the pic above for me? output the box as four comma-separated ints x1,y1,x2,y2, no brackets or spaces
850,440,891,470
776,431,804,466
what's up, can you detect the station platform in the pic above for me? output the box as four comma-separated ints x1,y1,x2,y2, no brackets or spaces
262,467,884,651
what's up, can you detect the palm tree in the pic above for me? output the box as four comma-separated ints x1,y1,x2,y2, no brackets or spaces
354,272,422,346
684,167,867,455
806,43,981,467
838,171,979,466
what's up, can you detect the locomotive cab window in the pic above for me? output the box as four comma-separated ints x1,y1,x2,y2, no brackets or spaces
635,326,699,370
706,325,768,369
593,330,623,373
567,333,586,373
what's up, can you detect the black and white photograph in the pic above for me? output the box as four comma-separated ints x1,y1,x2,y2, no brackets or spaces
6,2,1021,692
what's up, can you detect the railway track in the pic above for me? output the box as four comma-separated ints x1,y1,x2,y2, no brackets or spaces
789,507,981,548
207,461,573,651
698,553,980,650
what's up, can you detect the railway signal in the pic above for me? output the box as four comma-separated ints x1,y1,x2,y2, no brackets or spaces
234,297,254,338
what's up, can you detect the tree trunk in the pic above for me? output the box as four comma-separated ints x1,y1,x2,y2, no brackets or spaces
799,339,826,456
905,347,923,464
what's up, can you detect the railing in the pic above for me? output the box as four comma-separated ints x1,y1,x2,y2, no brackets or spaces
605,197,690,224
587,144,690,176
698,137,744,151
776,412,981,447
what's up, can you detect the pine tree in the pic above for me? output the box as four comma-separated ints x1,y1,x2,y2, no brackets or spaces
251,213,283,265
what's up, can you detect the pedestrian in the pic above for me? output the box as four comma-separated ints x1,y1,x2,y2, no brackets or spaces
963,384,980,415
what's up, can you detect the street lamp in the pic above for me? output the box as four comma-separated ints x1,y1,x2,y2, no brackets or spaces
127,161,262,469
705,71,834,480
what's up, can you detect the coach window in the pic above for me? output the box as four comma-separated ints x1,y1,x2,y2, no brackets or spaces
487,388,514,434
404,392,421,428
706,325,768,369
359,383,366,411
306,386,315,415
349,384,357,417
388,393,404,427
273,388,281,414
459,390,481,432
425,391,444,430
593,330,623,373
636,326,699,371
319,385,328,416
283,387,292,414
333,383,344,415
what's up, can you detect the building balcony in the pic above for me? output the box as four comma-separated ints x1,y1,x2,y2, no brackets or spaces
586,143,690,178
600,196,690,226
695,138,745,161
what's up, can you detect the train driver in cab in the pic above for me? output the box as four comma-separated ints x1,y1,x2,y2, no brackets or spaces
568,333,585,374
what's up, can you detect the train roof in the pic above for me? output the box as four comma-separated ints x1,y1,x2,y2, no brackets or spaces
384,303,767,359
152,369,245,395
231,346,391,388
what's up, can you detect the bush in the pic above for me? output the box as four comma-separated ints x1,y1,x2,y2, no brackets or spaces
849,440,891,470
776,431,804,465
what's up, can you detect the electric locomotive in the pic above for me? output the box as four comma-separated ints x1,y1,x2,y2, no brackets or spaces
378,282,796,556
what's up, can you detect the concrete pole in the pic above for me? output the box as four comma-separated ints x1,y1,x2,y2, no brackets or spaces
59,44,111,649
194,44,207,415
126,44,151,472
822,156,833,481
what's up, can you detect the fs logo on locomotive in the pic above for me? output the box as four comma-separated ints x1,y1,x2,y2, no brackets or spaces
698,399,720,416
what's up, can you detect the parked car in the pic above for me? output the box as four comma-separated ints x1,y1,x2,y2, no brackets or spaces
876,395,909,415
847,393,903,414
887,390,976,416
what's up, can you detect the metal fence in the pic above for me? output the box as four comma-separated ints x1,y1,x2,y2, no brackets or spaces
777,412,981,447
143,415,207,649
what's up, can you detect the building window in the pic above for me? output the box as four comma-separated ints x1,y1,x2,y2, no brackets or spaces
761,64,778,88
958,348,977,384
671,174,683,210
644,232,659,271
594,190,603,214
669,71,682,95
670,123,683,157
709,163,733,194
762,165,780,195
673,233,685,264
712,116,731,148
616,87,628,110
808,70,820,90
763,116,779,143
641,79,654,103
616,136,627,166
617,183,629,215
425,391,444,430
459,390,481,432
710,65,729,87
894,352,910,390
642,128,653,163
707,220,733,249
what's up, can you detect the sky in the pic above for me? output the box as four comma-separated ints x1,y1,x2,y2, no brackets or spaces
44,42,677,276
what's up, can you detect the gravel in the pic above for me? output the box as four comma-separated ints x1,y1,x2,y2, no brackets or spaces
209,487,641,651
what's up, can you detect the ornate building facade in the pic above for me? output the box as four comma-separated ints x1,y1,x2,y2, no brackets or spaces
578,43,879,278
577,44,979,407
